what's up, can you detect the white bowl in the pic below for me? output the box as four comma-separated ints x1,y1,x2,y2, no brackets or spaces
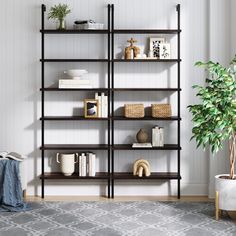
64,69,88,77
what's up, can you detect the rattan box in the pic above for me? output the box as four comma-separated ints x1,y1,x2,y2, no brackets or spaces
151,104,172,118
124,104,145,118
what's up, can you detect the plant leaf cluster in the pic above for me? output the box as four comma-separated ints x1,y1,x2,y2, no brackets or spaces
48,4,71,21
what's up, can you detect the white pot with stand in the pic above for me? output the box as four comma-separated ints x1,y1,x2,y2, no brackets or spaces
56,153,78,176
215,174,236,220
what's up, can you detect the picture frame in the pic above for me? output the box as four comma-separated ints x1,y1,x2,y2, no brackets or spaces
84,99,99,118
159,43,171,59
149,37,165,58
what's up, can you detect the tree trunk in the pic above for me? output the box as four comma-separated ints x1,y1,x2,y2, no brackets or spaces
229,133,236,179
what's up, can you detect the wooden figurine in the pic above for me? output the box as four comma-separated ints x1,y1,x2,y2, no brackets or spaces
125,38,140,59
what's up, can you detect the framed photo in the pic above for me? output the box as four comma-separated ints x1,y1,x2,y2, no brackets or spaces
84,99,99,118
149,37,165,58
159,43,171,59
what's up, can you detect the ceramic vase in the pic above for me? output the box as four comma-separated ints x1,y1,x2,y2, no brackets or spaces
136,129,148,143
56,153,78,176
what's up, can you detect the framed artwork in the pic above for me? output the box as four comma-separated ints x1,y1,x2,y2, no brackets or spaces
159,43,171,59
84,99,99,118
149,37,165,58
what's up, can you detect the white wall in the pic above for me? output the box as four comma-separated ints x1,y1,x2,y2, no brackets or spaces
0,0,232,196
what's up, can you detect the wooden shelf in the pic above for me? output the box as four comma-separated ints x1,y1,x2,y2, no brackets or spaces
113,29,181,34
40,144,109,150
112,116,181,121
40,87,108,91
40,172,109,179
113,172,181,180
112,88,181,91
40,59,108,62
112,144,181,150
40,29,109,34
40,116,109,121
113,59,181,62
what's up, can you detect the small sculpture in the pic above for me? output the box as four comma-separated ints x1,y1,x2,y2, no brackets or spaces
125,38,140,59
133,159,151,177
136,129,148,143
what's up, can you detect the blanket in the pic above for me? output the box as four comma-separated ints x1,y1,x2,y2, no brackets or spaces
0,160,28,212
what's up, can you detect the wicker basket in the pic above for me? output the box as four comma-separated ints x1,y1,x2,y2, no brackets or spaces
151,104,172,118
124,104,145,118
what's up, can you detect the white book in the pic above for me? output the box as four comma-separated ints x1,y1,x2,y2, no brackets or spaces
59,84,92,89
152,127,160,147
101,93,106,117
132,143,152,148
95,93,102,117
91,153,96,176
88,153,93,176
79,155,82,176
59,79,90,85
159,128,164,147
103,95,108,117
81,153,87,177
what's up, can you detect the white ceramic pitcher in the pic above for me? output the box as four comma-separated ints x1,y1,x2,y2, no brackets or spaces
56,153,78,176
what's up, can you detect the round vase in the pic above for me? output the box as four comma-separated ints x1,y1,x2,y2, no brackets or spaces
136,129,148,143
215,174,236,210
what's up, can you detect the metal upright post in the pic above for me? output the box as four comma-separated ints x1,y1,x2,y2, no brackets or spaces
176,4,181,199
41,4,46,198
107,4,111,198
111,4,115,198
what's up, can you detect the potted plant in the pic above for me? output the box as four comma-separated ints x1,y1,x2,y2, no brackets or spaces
48,4,71,30
188,56,236,219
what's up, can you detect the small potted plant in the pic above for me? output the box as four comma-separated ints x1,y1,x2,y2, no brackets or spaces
48,3,71,30
188,56,236,219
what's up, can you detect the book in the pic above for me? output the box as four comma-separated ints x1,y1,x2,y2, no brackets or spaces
132,143,152,148
95,93,102,117
59,84,92,89
59,79,90,85
152,126,164,147
0,151,26,161
101,93,108,118
79,155,82,176
81,153,87,176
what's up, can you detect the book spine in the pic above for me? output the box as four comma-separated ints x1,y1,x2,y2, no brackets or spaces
159,128,164,147
152,126,159,147
91,154,96,177
101,93,105,117
59,84,92,89
59,79,90,85
81,153,86,176
79,155,82,176
89,153,92,176
95,93,102,117
104,95,108,118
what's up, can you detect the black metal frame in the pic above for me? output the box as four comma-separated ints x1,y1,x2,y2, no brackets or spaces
40,3,181,199
110,4,181,199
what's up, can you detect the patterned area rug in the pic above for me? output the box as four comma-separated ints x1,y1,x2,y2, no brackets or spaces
0,201,235,236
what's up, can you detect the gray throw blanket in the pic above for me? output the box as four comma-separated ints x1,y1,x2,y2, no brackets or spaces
0,160,28,212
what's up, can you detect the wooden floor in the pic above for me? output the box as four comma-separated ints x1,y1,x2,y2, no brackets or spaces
26,195,212,202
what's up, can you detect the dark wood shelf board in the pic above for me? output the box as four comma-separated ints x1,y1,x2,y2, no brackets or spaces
40,87,108,91
40,172,109,179
113,59,181,62
40,59,108,62
112,116,181,121
113,172,181,180
113,29,181,34
40,116,109,121
40,144,109,150
112,144,181,150
112,88,181,91
40,29,109,34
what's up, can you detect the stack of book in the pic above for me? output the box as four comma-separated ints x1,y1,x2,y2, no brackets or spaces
58,79,92,89
152,126,164,147
79,152,96,177
95,93,108,117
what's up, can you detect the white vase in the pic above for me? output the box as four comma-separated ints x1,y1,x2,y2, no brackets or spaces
215,174,236,210
56,153,78,176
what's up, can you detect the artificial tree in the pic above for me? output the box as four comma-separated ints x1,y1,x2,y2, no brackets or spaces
188,56,236,179
48,4,71,30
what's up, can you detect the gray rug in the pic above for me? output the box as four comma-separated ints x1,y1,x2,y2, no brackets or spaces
0,201,235,236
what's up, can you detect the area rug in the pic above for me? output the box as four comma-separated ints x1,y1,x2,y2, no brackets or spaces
0,201,235,236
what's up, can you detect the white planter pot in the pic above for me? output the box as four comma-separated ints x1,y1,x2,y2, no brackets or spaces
215,174,236,211
56,153,78,176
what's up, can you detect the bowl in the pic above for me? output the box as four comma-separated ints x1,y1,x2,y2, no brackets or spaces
64,69,88,77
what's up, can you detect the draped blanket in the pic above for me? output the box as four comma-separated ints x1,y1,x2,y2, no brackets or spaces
0,160,28,212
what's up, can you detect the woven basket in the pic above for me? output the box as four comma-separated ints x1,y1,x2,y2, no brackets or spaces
124,104,144,118
151,104,172,118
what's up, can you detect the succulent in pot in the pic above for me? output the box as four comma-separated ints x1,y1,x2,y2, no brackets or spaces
48,3,71,30
188,56,236,219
